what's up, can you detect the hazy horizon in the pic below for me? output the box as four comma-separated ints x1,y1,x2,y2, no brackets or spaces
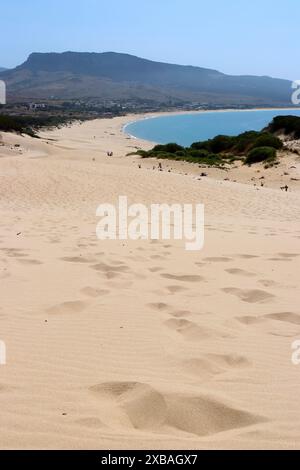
1,0,298,80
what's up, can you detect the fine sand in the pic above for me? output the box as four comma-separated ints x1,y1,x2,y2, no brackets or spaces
0,114,300,449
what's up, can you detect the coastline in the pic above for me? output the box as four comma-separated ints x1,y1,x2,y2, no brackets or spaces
122,107,300,144
117,111,300,191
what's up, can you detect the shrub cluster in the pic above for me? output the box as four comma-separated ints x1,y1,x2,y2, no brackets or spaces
0,115,74,137
131,126,285,167
267,115,300,139
244,146,277,165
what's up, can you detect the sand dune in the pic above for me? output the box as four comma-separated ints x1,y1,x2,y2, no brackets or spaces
0,115,300,449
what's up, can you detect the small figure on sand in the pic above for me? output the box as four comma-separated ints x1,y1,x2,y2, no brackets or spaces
280,185,289,192
107,151,114,157
158,163,163,171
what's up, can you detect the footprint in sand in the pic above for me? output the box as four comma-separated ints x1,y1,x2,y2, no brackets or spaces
206,353,251,369
91,262,129,273
264,312,300,325
268,258,292,262
222,288,275,303
106,272,122,280
236,316,263,325
61,256,95,264
165,318,214,340
0,383,13,393
182,358,224,379
75,417,106,429
226,268,256,277
148,302,170,311
0,269,10,279
183,353,250,379
109,259,129,266
106,279,133,290
1,248,28,258
204,257,232,262
126,255,145,263
234,254,259,259
91,262,130,280
17,259,43,265
48,237,60,244
150,255,166,260
47,300,87,315
161,273,204,282
10,253,28,259
168,310,191,318
258,279,280,288
89,381,167,431
81,287,110,298
277,253,300,259
90,381,265,436
148,266,164,273
237,313,300,328
160,393,265,437
167,285,189,294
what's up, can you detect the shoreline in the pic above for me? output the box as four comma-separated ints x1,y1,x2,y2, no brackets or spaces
122,107,300,144
113,111,300,192
1,111,300,192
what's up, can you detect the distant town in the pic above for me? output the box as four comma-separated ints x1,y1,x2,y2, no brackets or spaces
0,97,288,122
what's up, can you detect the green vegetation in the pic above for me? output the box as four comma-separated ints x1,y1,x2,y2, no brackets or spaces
0,114,76,137
245,146,277,165
267,115,300,139
130,128,284,167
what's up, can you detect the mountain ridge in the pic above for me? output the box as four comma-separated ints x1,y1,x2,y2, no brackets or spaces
0,51,293,105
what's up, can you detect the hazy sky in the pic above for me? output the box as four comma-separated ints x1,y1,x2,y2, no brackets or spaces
1,0,298,79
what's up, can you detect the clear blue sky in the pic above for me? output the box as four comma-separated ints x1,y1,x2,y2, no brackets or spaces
1,0,298,79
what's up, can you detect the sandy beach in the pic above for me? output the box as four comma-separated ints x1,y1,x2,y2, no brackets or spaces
0,114,300,449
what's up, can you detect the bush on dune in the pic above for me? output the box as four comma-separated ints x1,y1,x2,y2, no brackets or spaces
251,133,283,150
191,135,235,153
267,115,300,139
0,114,77,137
245,146,277,165
152,143,184,153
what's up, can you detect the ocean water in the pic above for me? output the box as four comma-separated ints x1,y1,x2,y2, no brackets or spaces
125,109,300,147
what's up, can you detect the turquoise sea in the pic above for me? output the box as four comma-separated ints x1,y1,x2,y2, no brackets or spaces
124,109,300,147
